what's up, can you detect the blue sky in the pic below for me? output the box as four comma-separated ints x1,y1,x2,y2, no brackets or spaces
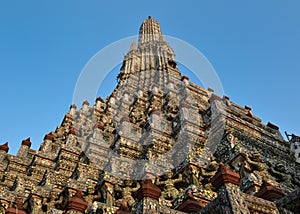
0,1,299,155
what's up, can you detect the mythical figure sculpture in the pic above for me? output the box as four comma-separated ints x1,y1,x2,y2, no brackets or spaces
100,111,115,133
84,186,101,207
115,180,140,210
186,164,201,186
156,172,182,200
130,107,148,126
100,182,114,206
239,150,270,180
163,98,179,119
226,131,239,149
268,162,293,189
291,171,300,186
238,149,270,189
241,150,266,172
199,160,218,184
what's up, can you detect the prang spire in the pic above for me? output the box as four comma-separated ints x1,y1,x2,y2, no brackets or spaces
138,16,164,44
118,16,177,84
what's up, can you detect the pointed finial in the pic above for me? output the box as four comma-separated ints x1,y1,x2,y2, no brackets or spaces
139,16,163,44
130,41,137,51
0,142,9,153
82,100,89,106
69,104,77,116
96,97,103,102
70,104,77,110
21,137,32,147
44,132,54,141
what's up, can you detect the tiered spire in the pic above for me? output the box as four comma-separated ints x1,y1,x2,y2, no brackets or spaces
118,16,177,87
138,16,164,44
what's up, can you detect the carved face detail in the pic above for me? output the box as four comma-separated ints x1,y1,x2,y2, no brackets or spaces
124,180,132,186
166,172,173,179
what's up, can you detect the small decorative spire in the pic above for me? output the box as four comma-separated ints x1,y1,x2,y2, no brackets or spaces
207,88,214,92
130,41,137,51
82,100,90,106
69,104,77,116
0,142,9,153
82,100,90,112
70,104,77,110
181,76,189,81
21,137,31,147
44,132,54,141
109,93,116,105
210,94,222,101
96,97,103,102
245,106,253,117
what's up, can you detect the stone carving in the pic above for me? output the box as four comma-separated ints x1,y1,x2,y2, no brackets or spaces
186,164,201,186
163,97,179,120
291,171,300,186
156,172,182,200
99,180,114,206
115,180,140,210
241,150,265,172
129,97,149,127
239,149,269,181
268,162,293,190
84,186,101,207
199,160,218,185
